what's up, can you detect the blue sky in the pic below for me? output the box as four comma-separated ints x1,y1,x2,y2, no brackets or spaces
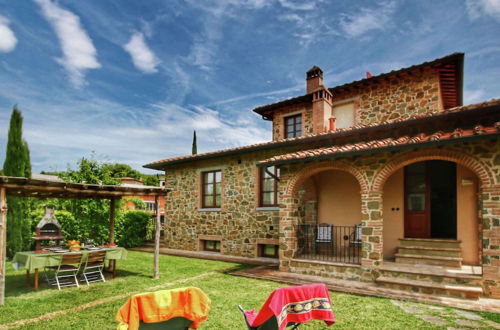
0,0,499,174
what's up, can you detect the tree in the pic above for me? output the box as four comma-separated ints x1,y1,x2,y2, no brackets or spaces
57,157,120,244
101,162,160,186
3,107,32,257
192,130,197,155
101,163,141,181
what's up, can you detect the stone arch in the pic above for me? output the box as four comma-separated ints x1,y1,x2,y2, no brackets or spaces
285,160,369,198
371,148,495,193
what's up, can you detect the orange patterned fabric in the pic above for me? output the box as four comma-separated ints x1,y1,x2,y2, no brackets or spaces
116,287,211,330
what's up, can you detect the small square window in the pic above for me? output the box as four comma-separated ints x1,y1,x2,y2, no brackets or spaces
203,240,221,252
284,114,302,138
259,244,279,258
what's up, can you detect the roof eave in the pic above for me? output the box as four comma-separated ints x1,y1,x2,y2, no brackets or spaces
144,100,500,170
257,133,499,167
252,53,465,115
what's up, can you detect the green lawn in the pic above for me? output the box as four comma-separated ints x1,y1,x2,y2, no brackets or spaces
1,251,497,329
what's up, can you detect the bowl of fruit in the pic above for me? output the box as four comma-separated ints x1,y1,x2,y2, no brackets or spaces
68,240,81,251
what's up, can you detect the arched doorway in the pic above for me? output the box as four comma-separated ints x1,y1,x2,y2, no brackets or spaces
294,169,362,264
383,160,480,265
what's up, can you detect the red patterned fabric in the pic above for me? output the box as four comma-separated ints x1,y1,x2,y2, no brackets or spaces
244,284,335,330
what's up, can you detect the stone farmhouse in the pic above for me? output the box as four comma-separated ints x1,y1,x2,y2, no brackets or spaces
145,53,500,301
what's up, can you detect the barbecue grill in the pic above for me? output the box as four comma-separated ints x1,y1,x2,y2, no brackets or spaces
33,207,64,250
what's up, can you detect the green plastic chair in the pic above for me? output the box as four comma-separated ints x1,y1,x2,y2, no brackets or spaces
138,317,192,330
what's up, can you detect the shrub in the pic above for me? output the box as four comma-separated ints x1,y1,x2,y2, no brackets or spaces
55,210,86,241
115,211,152,248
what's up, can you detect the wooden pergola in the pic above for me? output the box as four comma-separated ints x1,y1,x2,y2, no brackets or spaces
0,176,170,305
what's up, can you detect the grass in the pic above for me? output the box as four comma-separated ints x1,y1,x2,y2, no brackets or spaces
2,251,497,329
478,311,500,324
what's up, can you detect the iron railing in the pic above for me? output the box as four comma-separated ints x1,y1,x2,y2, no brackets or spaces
295,224,362,265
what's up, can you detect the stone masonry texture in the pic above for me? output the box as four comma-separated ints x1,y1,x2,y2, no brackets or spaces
160,67,500,299
271,68,442,141
162,139,500,297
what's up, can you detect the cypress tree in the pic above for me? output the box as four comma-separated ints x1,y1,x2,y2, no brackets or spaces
192,130,197,155
20,140,32,249
3,107,32,257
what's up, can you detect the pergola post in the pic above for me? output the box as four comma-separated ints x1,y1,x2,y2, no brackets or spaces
153,195,161,279
108,198,117,277
109,198,116,244
0,188,7,305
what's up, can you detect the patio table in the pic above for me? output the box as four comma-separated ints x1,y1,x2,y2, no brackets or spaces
12,247,127,291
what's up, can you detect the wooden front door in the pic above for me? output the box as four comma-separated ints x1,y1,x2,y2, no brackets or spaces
404,162,431,238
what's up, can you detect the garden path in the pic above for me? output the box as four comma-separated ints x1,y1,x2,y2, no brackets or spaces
390,300,500,329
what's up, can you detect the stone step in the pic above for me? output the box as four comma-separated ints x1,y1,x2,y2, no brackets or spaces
397,246,462,258
375,276,483,300
378,264,483,287
399,238,461,249
232,266,500,313
395,253,462,268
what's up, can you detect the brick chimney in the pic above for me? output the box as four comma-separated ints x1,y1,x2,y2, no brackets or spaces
307,66,333,134
306,66,324,93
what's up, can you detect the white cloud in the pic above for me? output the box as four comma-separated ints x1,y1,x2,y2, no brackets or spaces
0,15,17,52
339,1,397,38
278,0,316,11
152,103,269,146
464,89,486,104
0,70,270,172
124,32,160,73
185,2,225,71
184,0,271,71
469,45,500,57
188,40,218,71
278,11,337,46
212,84,302,106
34,0,100,87
466,0,500,20
244,0,268,9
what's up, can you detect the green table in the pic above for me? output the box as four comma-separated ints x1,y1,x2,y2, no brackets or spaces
12,247,127,290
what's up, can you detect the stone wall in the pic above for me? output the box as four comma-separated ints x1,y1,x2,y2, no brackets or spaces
162,150,287,258
270,68,443,140
333,67,443,125
277,139,500,297
288,259,369,282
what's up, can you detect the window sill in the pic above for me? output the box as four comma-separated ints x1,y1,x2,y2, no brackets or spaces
256,206,280,211
198,208,221,212
200,250,221,254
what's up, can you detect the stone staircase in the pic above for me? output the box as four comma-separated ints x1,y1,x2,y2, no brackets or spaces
375,262,483,300
395,238,462,268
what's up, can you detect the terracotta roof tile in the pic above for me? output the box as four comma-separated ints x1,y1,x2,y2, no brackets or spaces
259,122,500,166
144,98,500,169
254,53,464,115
